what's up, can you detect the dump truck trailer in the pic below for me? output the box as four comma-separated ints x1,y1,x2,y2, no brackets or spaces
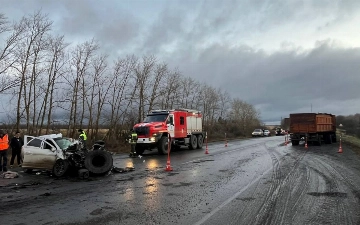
283,118,290,131
289,113,336,146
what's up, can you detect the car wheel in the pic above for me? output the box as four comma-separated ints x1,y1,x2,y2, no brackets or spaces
53,159,69,177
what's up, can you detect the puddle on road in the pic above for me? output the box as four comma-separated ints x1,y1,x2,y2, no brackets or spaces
193,159,215,163
236,197,256,202
307,192,347,198
167,172,180,176
167,192,183,196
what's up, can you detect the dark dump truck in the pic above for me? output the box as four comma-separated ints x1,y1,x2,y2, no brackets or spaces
289,113,336,146
283,118,290,131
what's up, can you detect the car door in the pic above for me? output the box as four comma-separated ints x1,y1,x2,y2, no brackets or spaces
22,137,57,170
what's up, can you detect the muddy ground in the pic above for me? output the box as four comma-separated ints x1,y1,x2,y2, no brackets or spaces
1,136,360,225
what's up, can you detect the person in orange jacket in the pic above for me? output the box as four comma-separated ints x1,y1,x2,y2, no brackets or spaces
0,129,10,172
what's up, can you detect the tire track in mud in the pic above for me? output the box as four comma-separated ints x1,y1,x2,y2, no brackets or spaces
249,143,309,225
306,156,360,224
304,161,342,225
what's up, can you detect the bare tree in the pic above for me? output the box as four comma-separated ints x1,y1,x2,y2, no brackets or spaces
35,35,69,135
66,39,98,137
0,14,26,92
160,68,182,109
11,11,52,132
147,63,168,112
228,98,260,136
106,55,137,139
85,54,108,140
134,55,156,122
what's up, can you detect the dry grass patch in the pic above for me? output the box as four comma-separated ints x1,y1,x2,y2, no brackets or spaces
337,130,360,155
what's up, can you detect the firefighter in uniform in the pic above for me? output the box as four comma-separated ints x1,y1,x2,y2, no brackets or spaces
128,129,138,157
78,129,87,149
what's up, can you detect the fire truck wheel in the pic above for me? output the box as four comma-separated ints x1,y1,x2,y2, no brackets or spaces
158,136,169,155
197,135,203,149
188,135,198,150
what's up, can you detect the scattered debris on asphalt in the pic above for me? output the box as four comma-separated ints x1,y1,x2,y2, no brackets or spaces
39,192,51,196
112,166,135,173
1,171,19,179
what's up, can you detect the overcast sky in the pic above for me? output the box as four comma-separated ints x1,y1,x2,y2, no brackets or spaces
1,0,360,123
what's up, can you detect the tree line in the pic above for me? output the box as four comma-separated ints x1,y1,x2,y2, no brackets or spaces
0,11,262,146
337,114,360,138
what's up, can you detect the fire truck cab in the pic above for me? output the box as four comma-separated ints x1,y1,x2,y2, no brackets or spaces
133,108,205,155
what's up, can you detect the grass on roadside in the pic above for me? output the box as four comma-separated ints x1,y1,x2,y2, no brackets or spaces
337,130,360,155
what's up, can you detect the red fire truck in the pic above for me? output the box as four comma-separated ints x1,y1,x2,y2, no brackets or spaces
133,108,205,155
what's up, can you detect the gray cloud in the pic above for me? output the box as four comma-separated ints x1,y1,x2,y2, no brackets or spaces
168,41,360,121
1,0,360,123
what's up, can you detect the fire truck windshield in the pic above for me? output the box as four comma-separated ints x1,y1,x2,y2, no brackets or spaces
143,114,168,122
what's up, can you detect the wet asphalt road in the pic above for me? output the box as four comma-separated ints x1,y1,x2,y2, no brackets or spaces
1,136,360,225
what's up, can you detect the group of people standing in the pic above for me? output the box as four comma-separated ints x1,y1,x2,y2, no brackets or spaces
0,130,24,172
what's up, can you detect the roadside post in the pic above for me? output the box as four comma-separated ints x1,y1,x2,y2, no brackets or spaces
285,135,288,146
305,136,308,149
338,135,343,153
165,133,173,171
225,133,228,147
205,132,209,154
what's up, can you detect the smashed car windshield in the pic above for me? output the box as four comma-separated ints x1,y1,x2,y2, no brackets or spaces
54,138,73,150
143,114,168,122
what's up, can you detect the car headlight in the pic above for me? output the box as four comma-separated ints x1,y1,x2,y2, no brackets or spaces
150,137,156,142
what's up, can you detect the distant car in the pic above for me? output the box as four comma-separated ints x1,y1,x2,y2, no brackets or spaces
275,128,286,136
252,129,264,137
263,130,271,136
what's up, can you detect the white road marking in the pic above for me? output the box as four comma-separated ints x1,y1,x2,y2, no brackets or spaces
193,166,273,225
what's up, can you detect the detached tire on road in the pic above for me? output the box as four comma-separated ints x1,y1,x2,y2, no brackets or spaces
53,159,69,177
84,151,113,175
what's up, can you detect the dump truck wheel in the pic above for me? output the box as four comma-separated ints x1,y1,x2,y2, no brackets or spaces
158,136,169,155
84,151,113,175
332,134,337,143
316,136,322,146
53,159,69,177
189,135,198,150
197,135,203,149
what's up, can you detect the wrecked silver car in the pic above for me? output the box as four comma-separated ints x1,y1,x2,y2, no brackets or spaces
21,133,113,177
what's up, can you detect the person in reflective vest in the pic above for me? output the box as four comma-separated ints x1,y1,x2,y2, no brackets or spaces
0,129,10,172
128,129,138,157
78,129,87,149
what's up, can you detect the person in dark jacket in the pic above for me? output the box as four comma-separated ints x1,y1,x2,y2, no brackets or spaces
10,131,24,168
